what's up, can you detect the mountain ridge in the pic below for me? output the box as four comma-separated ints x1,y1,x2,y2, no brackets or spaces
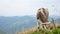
0,15,60,34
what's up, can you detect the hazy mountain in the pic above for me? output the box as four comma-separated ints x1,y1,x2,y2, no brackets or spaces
0,16,37,34
49,15,60,24
0,29,6,34
0,15,60,34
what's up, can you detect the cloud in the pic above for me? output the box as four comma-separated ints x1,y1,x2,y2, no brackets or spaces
0,0,60,16
0,0,32,16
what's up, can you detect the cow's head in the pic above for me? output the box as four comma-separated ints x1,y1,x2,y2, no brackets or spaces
37,8,49,23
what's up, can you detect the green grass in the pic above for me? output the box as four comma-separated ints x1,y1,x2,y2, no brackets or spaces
29,26,60,34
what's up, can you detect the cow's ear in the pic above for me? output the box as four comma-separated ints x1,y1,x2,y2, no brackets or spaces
38,8,41,12
37,8,41,12
38,8,41,10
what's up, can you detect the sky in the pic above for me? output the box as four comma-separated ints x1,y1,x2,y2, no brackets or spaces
0,0,60,16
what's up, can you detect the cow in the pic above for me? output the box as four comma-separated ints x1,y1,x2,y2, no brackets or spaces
36,8,50,31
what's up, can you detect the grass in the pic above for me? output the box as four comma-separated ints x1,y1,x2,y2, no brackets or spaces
16,25,60,34
30,25,60,34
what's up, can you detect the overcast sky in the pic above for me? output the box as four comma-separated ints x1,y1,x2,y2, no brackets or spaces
0,0,60,16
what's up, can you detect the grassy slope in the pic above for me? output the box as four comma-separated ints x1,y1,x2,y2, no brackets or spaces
16,27,37,34
16,25,60,34
30,25,60,34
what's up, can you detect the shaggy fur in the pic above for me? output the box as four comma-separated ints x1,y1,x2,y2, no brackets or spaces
36,8,49,23
36,8,49,30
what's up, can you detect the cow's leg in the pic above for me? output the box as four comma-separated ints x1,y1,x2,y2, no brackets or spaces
42,22,51,30
44,24,50,30
37,20,43,32
37,22,39,31
37,20,43,28
44,24,47,29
